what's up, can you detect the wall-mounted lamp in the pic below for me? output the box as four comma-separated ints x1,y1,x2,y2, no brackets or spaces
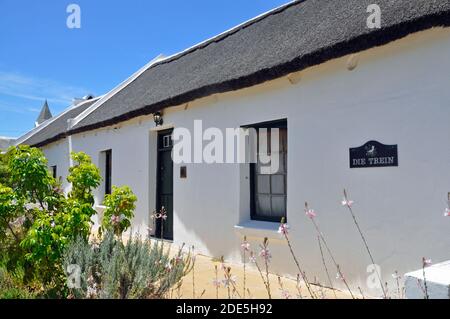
153,111,163,126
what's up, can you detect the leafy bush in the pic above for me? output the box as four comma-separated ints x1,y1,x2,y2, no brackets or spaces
63,234,193,299
0,184,21,242
102,186,137,236
0,267,36,299
0,146,155,299
20,151,101,288
7,146,56,208
0,146,56,282
67,152,101,205
0,152,9,185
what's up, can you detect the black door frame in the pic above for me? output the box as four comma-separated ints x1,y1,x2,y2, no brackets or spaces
155,128,174,240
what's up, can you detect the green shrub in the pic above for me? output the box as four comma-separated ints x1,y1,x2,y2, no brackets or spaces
7,146,56,207
20,151,101,288
67,152,101,205
0,267,36,299
102,186,137,236
0,152,9,185
63,234,193,299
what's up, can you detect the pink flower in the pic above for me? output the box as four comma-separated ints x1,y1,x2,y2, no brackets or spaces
305,209,316,219
336,272,345,281
259,247,272,262
241,241,251,252
222,276,237,288
280,289,291,299
249,253,257,264
110,215,120,225
444,208,450,217
392,273,401,280
174,255,183,265
278,223,290,235
342,199,354,207
212,279,221,288
423,258,432,267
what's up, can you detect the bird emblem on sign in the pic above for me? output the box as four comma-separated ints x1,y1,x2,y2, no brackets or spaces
365,144,377,157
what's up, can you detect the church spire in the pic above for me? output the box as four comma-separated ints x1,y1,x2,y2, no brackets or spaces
35,100,52,127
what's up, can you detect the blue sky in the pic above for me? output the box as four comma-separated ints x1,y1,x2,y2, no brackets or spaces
0,0,288,137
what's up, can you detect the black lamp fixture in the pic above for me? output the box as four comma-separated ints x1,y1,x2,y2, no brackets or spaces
153,111,163,126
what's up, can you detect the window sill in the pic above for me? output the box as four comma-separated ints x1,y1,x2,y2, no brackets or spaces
234,220,285,242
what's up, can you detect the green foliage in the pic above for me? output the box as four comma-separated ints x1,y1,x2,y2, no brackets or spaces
7,146,55,206
102,186,137,236
0,267,37,299
63,234,193,299
0,152,9,185
0,184,19,240
0,182,32,281
67,152,101,205
20,152,100,287
0,147,144,298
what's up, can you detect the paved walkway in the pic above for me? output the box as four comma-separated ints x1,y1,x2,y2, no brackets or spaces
175,253,352,299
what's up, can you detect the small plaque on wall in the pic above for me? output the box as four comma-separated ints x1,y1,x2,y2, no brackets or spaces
180,166,187,179
350,141,398,168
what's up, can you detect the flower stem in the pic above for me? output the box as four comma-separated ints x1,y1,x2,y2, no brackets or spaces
310,217,355,298
343,190,387,298
317,235,337,299
253,257,271,299
422,259,429,299
282,232,316,298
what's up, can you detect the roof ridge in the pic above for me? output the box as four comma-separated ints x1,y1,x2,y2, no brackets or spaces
15,96,102,146
71,55,165,127
144,0,303,70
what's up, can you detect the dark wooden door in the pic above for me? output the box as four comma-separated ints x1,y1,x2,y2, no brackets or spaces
156,129,173,240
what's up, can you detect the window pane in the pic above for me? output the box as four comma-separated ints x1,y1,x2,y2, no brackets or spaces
271,196,286,217
249,120,287,221
272,152,285,174
256,195,271,216
257,175,270,194
257,129,269,155
271,175,285,195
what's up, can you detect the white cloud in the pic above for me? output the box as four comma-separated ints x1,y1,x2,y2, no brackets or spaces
0,71,91,110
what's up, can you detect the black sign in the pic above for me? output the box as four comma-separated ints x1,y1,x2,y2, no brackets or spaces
350,141,398,168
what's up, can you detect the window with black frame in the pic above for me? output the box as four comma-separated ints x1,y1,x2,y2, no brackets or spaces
250,119,287,222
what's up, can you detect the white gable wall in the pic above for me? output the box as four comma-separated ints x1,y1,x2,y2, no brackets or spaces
41,27,450,297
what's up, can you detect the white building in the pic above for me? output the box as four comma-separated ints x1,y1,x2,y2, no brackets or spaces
15,0,450,296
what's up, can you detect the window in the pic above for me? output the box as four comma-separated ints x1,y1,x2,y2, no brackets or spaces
50,166,57,179
250,120,287,222
104,150,112,196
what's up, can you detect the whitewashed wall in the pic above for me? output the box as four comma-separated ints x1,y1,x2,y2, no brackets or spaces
42,28,450,297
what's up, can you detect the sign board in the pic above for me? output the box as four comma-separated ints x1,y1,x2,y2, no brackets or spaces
350,141,398,168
